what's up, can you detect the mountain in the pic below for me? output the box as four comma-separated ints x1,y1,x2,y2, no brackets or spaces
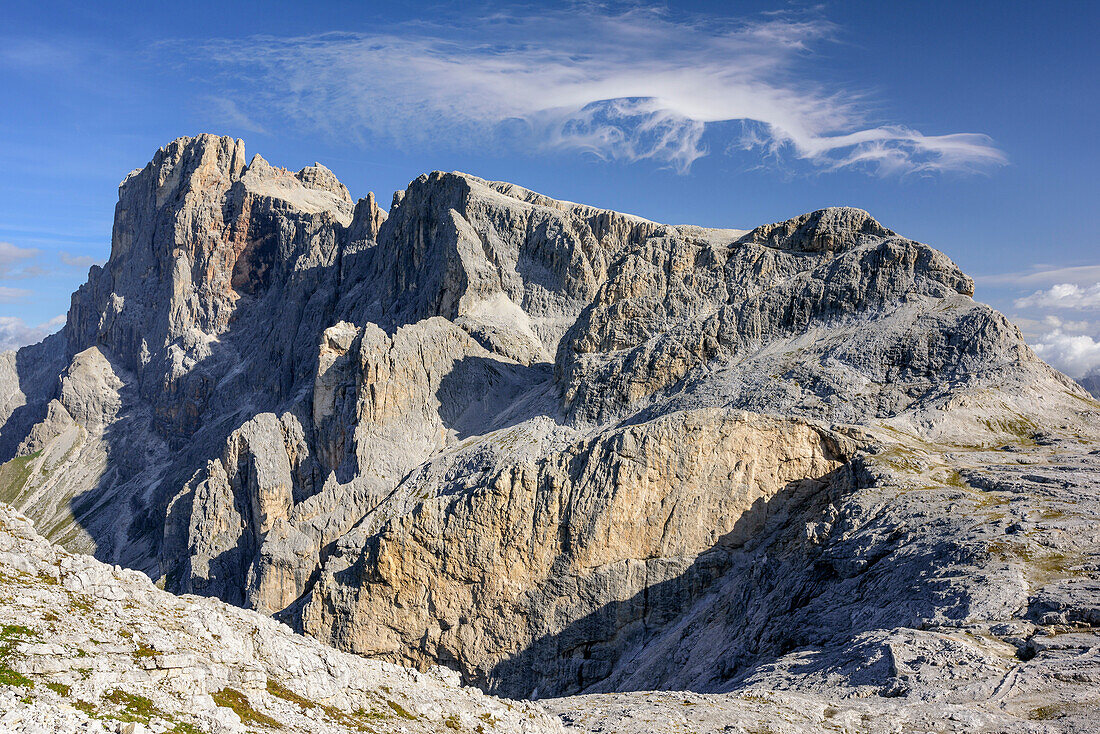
1,135,1098,731
1078,372,1100,399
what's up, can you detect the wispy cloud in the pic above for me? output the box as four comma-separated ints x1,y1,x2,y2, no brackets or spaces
176,6,1005,174
201,96,269,135
0,241,41,278
981,264,1100,288
59,251,100,269
0,241,101,282
0,286,32,303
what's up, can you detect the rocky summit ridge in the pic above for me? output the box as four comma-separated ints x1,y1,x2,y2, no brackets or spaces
1,134,1099,732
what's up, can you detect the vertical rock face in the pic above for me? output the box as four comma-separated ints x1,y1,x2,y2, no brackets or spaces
301,409,854,697
0,135,1096,706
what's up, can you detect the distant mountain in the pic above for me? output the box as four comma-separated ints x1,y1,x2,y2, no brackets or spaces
1,135,1098,731
1078,372,1100,399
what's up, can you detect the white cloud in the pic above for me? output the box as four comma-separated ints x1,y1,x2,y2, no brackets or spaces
1013,314,1093,339
179,7,1005,174
0,315,64,352
1030,328,1100,379
0,241,41,278
1013,315,1100,378
1015,282,1100,310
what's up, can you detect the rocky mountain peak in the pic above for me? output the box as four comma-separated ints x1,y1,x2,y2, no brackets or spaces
1,137,1097,732
738,206,896,253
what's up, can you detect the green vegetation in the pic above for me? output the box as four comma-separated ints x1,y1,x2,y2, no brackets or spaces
212,687,281,728
46,681,71,696
36,572,59,585
266,678,315,709
73,700,98,716
0,451,41,505
71,690,206,732
0,623,37,688
0,664,34,688
133,643,158,658
980,415,1039,445
267,679,394,731
1,624,38,641
386,699,416,719
1030,703,1067,720
104,688,165,723
68,594,95,614
167,724,205,734
988,541,1083,584
444,713,462,729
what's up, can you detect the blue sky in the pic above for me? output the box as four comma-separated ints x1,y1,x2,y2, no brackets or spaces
2,1,1098,377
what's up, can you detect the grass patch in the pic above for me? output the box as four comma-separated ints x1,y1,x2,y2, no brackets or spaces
1,625,39,641
354,706,386,720
73,700,98,716
444,713,461,729
0,665,34,688
981,416,1039,446
212,687,280,728
68,595,95,614
104,688,164,723
267,679,389,730
266,678,315,709
386,699,416,719
0,623,37,688
988,541,1083,583
0,451,41,505
168,724,205,734
46,681,71,696
133,643,158,659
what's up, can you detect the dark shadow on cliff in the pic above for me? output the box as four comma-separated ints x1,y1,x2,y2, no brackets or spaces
56,247,378,581
480,461,889,699
435,356,557,440
0,333,68,462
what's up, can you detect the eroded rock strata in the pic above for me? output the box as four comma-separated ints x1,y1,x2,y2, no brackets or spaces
1,135,1098,731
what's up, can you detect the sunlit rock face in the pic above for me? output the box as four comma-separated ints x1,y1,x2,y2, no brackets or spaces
1,135,1098,726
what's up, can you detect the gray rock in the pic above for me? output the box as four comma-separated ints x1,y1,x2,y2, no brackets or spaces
1,135,1098,732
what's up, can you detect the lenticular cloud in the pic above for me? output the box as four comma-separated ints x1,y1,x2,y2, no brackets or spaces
189,7,1006,175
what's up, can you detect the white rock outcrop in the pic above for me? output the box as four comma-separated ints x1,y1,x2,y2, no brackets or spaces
0,501,562,733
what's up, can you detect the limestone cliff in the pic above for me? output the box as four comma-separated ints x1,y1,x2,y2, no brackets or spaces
0,135,1097,722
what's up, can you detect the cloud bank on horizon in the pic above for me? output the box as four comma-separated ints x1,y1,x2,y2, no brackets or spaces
188,7,1006,175
981,266,1100,381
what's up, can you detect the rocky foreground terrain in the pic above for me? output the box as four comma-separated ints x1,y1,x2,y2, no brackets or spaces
1,135,1099,731
0,501,560,733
